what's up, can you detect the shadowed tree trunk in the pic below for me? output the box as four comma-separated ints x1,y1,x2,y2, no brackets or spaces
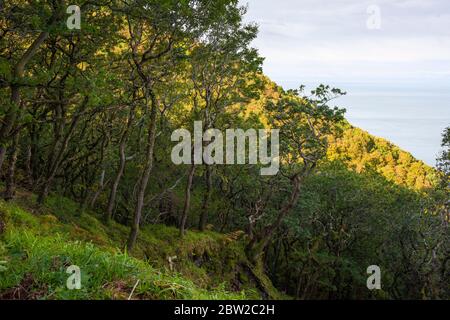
37,98,86,204
4,134,19,201
0,31,49,146
180,163,196,237
105,140,126,222
0,147,6,177
105,107,135,223
246,173,303,265
0,31,49,195
198,164,212,231
127,94,158,251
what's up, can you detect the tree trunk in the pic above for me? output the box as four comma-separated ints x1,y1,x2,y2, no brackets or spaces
0,32,49,173
1,31,48,196
180,164,196,237
37,99,85,204
90,170,107,208
27,123,39,187
105,108,134,223
3,134,19,201
0,147,6,177
247,174,302,264
127,97,158,252
198,164,212,231
105,144,126,222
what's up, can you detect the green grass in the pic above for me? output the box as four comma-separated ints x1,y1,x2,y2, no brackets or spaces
0,192,261,300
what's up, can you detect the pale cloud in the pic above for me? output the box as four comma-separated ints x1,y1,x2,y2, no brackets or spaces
240,0,450,84
392,0,437,9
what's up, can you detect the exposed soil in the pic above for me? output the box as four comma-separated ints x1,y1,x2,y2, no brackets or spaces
0,274,47,300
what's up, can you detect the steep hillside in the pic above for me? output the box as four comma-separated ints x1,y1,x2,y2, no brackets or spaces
0,190,267,300
327,124,438,190
246,77,438,191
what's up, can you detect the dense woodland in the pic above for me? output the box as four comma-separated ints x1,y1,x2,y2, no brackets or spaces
0,1,448,299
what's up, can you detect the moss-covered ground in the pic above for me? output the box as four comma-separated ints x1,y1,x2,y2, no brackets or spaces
0,190,269,300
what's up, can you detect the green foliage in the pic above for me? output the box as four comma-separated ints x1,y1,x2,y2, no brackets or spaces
266,161,448,299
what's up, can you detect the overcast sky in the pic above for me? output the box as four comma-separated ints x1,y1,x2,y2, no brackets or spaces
240,0,450,166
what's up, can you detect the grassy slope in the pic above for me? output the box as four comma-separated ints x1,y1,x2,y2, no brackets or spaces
0,190,265,300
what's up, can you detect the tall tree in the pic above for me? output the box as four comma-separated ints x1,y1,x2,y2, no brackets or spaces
246,85,345,266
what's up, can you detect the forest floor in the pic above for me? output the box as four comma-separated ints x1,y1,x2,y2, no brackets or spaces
0,189,273,300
